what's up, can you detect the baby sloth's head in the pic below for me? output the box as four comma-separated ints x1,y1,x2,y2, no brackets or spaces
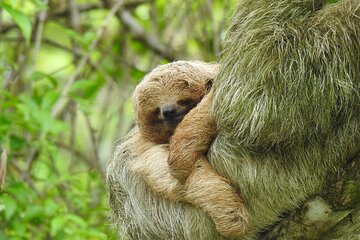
133,61,219,144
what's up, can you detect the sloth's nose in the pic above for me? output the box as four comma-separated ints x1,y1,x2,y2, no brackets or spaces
161,105,177,120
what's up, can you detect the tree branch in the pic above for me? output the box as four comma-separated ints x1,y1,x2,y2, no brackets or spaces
116,10,176,61
2,1,176,61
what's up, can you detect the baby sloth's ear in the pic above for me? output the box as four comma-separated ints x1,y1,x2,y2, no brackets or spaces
206,63,221,77
203,63,219,94
205,78,213,94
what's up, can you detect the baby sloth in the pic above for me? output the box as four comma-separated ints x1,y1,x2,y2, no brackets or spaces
130,60,249,237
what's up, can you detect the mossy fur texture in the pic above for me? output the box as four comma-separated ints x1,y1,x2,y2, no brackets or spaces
107,0,360,239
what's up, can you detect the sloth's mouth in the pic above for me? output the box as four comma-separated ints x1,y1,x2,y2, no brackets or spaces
158,106,195,127
164,113,185,124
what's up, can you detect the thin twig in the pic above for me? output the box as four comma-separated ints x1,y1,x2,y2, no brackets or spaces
33,0,49,63
0,8,3,34
23,148,39,188
68,0,81,31
84,113,104,175
66,0,81,161
97,85,114,145
117,10,176,61
68,102,77,169
68,0,81,63
43,38,82,56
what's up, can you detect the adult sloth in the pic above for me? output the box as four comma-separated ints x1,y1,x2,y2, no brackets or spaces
107,0,360,239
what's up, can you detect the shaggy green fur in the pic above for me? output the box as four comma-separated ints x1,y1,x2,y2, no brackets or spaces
211,0,360,236
107,0,360,239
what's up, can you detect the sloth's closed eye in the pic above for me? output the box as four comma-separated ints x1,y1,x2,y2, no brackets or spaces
177,99,193,106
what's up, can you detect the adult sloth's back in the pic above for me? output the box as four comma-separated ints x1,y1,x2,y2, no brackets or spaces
107,0,360,239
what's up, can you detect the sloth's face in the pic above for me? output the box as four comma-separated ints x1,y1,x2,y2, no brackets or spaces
152,97,200,130
135,78,205,143
133,61,217,143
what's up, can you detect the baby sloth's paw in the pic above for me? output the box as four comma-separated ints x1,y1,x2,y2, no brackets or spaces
203,172,249,237
211,198,250,238
183,157,249,237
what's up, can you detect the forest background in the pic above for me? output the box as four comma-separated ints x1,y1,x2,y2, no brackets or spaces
0,0,235,239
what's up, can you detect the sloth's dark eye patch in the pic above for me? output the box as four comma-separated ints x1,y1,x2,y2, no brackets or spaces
153,107,160,115
177,99,194,106
182,80,189,87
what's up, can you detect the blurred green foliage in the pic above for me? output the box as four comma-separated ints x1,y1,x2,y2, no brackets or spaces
0,0,233,239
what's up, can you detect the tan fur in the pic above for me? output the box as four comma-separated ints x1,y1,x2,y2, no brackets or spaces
129,61,249,237
132,61,216,144
168,92,216,181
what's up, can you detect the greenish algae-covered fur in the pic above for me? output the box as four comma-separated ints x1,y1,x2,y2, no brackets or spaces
107,0,360,239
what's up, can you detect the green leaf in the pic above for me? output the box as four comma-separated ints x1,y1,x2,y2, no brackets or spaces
0,231,7,240
6,182,33,204
66,214,87,228
1,195,17,221
41,91,59,110
0,116,11,132
9,135,26,152
81,229,107,239
13,223,27,237
23,205,46,221
131,69,145,80
65,29,95,48
51,216,66,237
29,71,58,87
1,3,32,44
31,0,47,9
31,110,66,135
135,5,150,21
44,199,59,216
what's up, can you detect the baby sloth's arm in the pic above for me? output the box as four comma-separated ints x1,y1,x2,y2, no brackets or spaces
168,91,216,182
168,91,250,237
